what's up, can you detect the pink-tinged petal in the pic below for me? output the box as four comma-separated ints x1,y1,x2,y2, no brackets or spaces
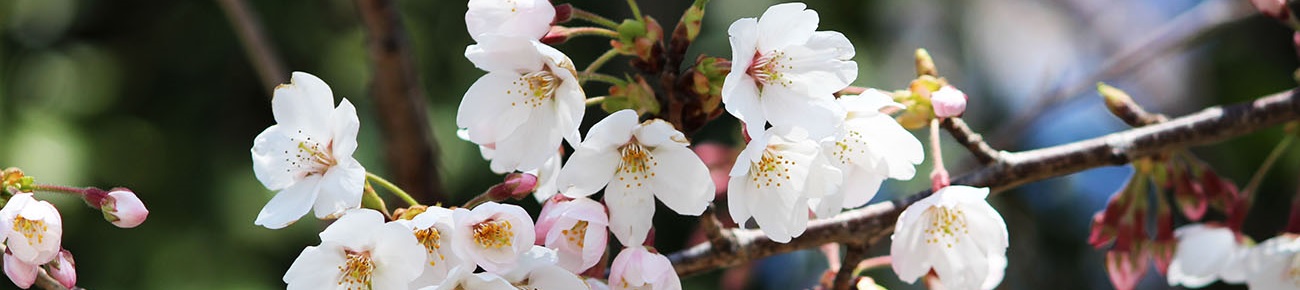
633,119,688,148
3,252,37,289
271,72,334,136
583,110,638,149
931,86,967,118
5,198,62,264
605,175,655,246
648,145,714,216
104,190,148,228
329,99,361,159
47,250,75,289
557,147,620,198
284,245,345,290
754,3,817,51
312,160,364,219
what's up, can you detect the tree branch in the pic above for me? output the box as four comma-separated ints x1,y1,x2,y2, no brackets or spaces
940,117,1003,165
354,0,445,203
670,88,1300,277
216,0,288,94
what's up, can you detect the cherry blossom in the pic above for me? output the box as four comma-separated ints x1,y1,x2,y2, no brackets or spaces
460,36,584,173
930,85,967,118
536,197,609,273
1243,234,1300,289
501,246,588,290
728,127,840,243
282,209,424,290
891,186,1008,290
251,72,365,229
722,2,856,139
0,193,62,265
452,201,536,273
465,0,555,42
1166,224,1248,287
557,110,714,245
609,246,681,290
101,189,148,228
395,206,467,287
815,90,923,215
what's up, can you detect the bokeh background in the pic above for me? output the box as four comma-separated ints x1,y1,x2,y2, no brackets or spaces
0,0,1297,289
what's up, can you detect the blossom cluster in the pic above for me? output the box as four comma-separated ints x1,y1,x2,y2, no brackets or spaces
1165,224,1300,289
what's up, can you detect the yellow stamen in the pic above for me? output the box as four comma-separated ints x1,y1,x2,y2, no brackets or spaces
472,219,515,249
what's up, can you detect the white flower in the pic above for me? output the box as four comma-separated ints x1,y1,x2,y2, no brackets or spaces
465,0,555,42
283,209,424,290
722,2,856,139
251,72,366,229
557,110,714,245
395,207,467,287
609,246,681,290
727,127,840,243
426,266,516,290
536,197,609,273
1244,234,1300,289
502,246,588,290
452,201,536,273
460,36,584,173
0,193,62,265
815,90,923,215
891,186,1008,290
1166,224,1248,288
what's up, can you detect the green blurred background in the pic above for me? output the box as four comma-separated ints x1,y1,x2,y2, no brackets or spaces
0,0,1297,289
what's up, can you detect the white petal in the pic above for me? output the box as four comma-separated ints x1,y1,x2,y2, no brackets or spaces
839,90,903,117
272,72,334,136
317,209,383,246
457,71,534,145
858,114,923,179
728,131,770,177
722,73,767,140
760,85,845,139
779,31,856,96
606,174,655,246
648,145,715,216
372,222,427,289
255,177,322,229
557,146,620,198
634,119,688,148
491,108,563,172
464,36,545,73
837,167,886,209
251,125,300,190
726,17,758,74
284,245,344,290
755,2,817,51
891,206,936,283
526,265,588,290
330,99,362,159
583,110,638,150
465,0,555,42
981,252,1007,290
726,177,752,224
532,152,564,202
312,160,364,219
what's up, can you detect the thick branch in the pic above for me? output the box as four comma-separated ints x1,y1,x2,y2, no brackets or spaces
216,0,288,94
354,0,445,203
670,88,1300,277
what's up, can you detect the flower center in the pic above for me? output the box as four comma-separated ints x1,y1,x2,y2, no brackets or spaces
829,130,867,166
285,130,336,177
616,143,656,188
12,216,47,244
414,227,445,266
1287,254,1300,287
472,219,515,249
747,51,792,91
922,205,969,249
338,250,375,290
561,221,590,248
510,69,560,108
748,148,793,189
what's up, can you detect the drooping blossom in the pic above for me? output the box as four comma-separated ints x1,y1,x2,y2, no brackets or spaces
891,186,1008,290
1243,234,1300,289
282,209,425,290
930,85,967,118
251,72,365,229
722,2,856,139
460,36,584,173
0,193,62,264
728,127,840,243
814,90,923,215
452,202,536,273
536,197,609,273
557,110,714,245
609,246,681,290
1166,224,1248,288
465,0,556,42
46,249,75,289
100,189,148,228
394,206,467,287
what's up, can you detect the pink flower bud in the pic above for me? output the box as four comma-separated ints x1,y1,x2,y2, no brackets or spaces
1250,0,1289,20
46,250,75,289
552,3,573,24
930,85,967,118
1104,250,1148,290
2,252,36,289
101,189,148,228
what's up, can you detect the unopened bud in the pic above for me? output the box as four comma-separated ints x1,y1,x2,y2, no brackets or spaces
1251,0,1290,20
603,75,660,115
914,48,938,77
489,173,540,200
541,26,570,45
552,3,573,24
101,188,148,228
46,250,75,289
395,205,429,221
930,86,967,118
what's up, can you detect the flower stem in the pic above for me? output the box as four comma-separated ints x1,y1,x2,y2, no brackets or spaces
584,49,620,76
1242,133,1295,204
850,256,893,277
586,96,607,106
626,0,643,21
565,26,619,39
361,181,390,218
31,184,86,196
365,172,420,207
571,7,620,29
929,118,950,190
462,191,495,209
579,72,625,86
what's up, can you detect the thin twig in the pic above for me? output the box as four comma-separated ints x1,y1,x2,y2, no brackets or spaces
215,0,287,94
940,118,1002,165
833,243,871,290
669,88,1300,277
354,0,445,203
